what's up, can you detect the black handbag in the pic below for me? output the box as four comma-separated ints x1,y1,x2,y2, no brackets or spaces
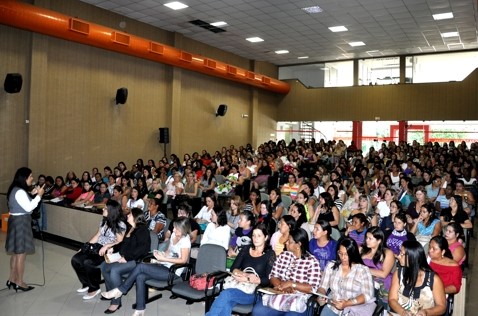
81,242,102,256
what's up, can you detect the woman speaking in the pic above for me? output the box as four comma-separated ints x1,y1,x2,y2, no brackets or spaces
5,167,45,292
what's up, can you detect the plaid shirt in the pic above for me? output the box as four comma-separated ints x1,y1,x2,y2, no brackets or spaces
270,251,321,293
320,261,374,314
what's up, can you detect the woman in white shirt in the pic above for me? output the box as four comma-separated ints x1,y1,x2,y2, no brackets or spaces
126,187,145,211
201,207,231,251
195,190,217,224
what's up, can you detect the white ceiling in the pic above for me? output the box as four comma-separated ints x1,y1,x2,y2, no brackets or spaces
78,0,478,66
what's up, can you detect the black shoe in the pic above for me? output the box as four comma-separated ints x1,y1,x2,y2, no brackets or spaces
104,304,122,314
15,284,34,292
100,296,111,301
6,280,17,290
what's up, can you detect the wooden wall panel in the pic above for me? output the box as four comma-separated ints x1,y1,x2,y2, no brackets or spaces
28,36,171,177
0,25,31,190
177,70,252,155
278,71,478,121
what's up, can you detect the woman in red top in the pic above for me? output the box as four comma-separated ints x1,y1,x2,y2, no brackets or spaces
428,236,462,295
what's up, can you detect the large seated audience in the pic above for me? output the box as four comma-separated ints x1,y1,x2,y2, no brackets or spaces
37,138,478,315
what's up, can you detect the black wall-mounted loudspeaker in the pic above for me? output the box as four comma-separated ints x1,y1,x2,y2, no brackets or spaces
159,127,170,144
216,104,228,117
4,73,23,94
115,87,128,104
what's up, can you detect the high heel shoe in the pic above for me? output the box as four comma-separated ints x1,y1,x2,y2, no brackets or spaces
15,284,34,292
6,280,17,290
104,304,122,314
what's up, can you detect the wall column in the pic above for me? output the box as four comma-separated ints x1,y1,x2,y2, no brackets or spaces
398,120,408,143
352,121,362,149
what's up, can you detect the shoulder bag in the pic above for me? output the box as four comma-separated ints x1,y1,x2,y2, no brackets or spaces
223,267,259,294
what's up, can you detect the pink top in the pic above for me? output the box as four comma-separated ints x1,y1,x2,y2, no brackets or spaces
449,241,466,265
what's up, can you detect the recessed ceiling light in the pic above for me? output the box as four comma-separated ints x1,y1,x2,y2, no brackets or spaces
275,50,289,54
210,21,227,27
349,41,365,47
433,12,454,20
164,2,188,10
298,56,309,59
302,6,323,14
441,32,459,38
329,26,348,32
246,37,264,43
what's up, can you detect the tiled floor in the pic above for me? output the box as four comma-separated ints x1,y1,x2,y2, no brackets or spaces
1,227,477,316
0,232,204,316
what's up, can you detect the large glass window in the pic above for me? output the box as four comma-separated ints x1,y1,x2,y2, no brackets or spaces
358,57,400,86
276,121,352,143
278,61,353,88
407,51,478,83
276,120,478,151
362,121,399,153
407,121,478,147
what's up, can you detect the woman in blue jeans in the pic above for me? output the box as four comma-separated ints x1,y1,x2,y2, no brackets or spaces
101,217,191,316
100,207,150,314
206,223,276,316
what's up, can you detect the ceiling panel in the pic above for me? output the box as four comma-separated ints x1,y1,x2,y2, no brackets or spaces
78,0,478,65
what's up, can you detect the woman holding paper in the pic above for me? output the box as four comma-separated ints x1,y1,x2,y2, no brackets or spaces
317,237,376,316
100,207,150,314
252,228,321,315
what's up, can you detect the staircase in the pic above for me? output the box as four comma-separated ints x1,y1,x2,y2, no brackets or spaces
299,121,314,142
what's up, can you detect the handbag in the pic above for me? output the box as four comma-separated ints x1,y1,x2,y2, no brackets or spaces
262,293,310,313
189,273,215,291
223,267,259,294
81,242,102,256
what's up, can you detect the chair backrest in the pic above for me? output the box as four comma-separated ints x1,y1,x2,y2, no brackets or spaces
195,244,227,274
150,230,159,251
331,228,341,241
281,195,292,210
261,193,270,202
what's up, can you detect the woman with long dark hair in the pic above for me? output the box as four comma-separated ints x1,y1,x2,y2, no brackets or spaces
313,192,340,229
100,207,151,313
389,241,446,316
428,236,462,295
309,220,337,271
268,188,284,221
5,167,45,292
71,200,126,300
317,237,376,315
361,226,395,310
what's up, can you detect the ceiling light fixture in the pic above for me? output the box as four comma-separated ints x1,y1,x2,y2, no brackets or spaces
433,12,454,20
298,56,309,59
275,50,289,54
210,21,227,27
349,41,365,47
302,6,323,14
246,37,264,43
164,2,188,10
441,32,459,38
329,26,348,32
